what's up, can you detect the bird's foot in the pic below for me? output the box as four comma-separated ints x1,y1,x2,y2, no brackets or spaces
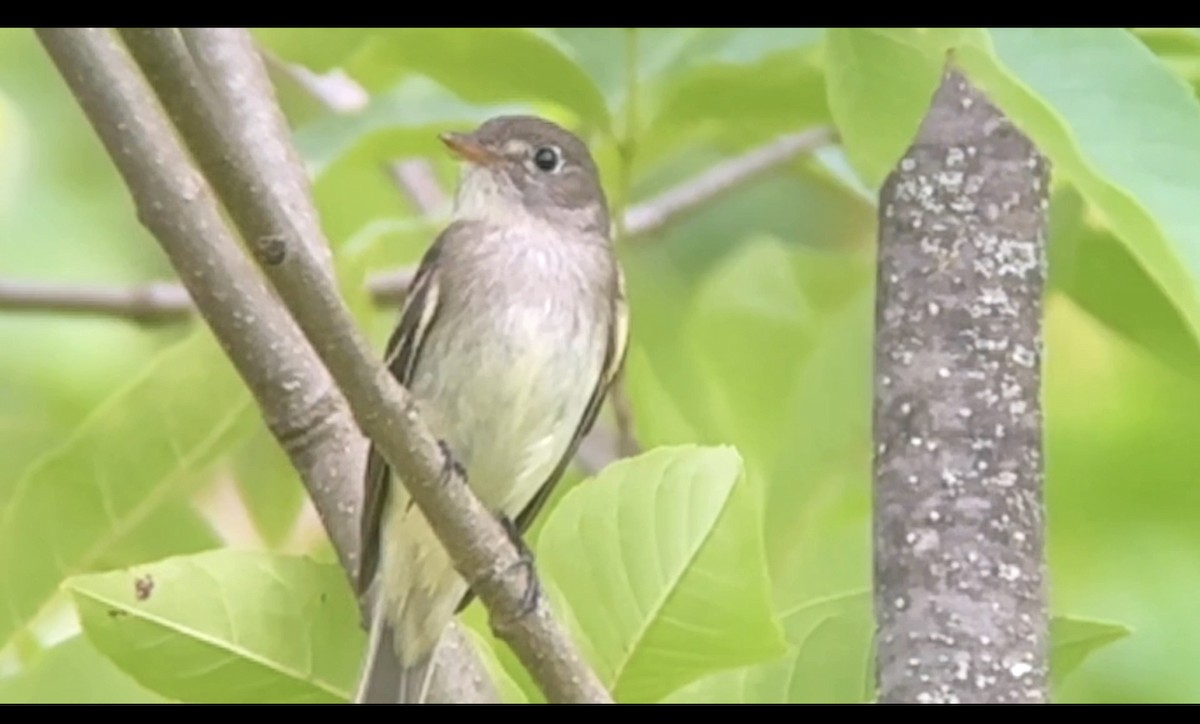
499,515,540,619
437,439,466,485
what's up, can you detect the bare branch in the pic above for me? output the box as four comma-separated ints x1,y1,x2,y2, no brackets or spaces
73,26,607,704
0,279,193,323
5,126,835,321
118,29,334,278
873,68,1049,703
623,126,836,237
36,27,497,706
388,159,451,217
0,271,418,321
259,47,368,114
36,28,365,582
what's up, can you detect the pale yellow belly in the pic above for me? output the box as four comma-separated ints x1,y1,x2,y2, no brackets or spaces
378,302,604,663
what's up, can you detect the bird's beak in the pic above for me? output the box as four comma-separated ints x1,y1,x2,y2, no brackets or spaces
439,132,500,167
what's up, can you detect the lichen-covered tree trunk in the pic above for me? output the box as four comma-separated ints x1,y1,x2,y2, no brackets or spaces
873,68,1050,703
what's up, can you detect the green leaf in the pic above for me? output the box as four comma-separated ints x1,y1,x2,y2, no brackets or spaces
0,635,167,703
550,28,694,108
67,549,363,703
294,75,522,244
537,445,787,702
823,28,946,189
955,28,1200,378
1134,28,1200,97
763,288,873,607
1051,616,1132,687
231,428,306,547
686,238,817,470
666,590,1132,702
675,28,824,67
1049,185,1200,375
344,29,611,132
252,28,375,72
644,49,829,164
0,329,248,650
665,590,874,703
0,85,23,215
294,76,521,176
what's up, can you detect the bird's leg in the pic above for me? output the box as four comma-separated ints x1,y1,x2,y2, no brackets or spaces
437,438,467,485
499,514,540,618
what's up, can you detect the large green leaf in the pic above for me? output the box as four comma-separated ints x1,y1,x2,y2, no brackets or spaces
685,238,818,472
537,445,787,702
67,549,362,703
343,28,611,132
0,329,247,649
763,287,874,606
643,48,830,165
1049,185,1200,374
823,26,1200,386
665,590,874,703
0,85,22,214
823,28,947,189
554,28,822,112
0,635,167,703
953,29,1200,376
1134,28,1200,97
668,586,1132,702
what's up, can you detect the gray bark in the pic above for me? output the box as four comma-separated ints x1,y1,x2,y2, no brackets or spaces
873,68,1050,703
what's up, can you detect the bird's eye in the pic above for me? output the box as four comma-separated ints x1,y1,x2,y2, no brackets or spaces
533,146,560,172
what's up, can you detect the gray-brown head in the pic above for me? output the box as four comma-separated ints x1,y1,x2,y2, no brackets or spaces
439,115,610,236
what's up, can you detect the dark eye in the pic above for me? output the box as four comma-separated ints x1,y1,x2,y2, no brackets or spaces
533,146,560,172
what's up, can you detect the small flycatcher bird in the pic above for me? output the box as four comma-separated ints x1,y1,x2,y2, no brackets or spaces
354,115,629,704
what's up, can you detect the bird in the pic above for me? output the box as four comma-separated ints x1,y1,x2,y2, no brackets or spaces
353,115,629,704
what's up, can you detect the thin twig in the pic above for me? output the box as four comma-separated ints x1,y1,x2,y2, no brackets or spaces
0,279,194,323
2,126,835,320
388,159,450,216
623,125,837,237
259,47,368,114
121,26,608,704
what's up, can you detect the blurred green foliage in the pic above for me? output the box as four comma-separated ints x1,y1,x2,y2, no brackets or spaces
1,27,1198,702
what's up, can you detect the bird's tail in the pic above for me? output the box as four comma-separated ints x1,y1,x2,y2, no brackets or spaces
354,592,435,704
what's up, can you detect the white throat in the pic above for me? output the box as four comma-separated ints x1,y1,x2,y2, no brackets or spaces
452,164,540,228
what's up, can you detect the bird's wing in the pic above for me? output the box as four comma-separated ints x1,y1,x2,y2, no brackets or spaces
356,224,456,598
514,264,629,534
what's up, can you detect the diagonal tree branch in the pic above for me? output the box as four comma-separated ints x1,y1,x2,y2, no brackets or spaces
120,28,333,279
38,27,608,704
36,27,365,587
118,30,533,702
180,26,610,704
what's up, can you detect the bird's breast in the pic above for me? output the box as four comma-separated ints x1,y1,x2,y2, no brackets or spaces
405,239,609,515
